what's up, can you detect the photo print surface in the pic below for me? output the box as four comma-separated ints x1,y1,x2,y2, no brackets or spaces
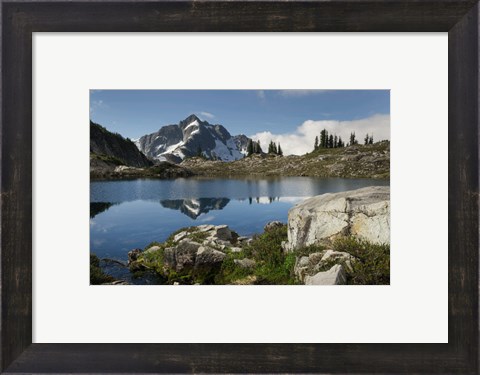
90,90,390,286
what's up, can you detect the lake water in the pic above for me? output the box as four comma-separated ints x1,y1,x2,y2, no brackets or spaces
90,177,389,265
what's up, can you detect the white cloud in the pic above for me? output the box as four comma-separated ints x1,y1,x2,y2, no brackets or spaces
198,111,215,120
278,90,328,98
249,114,390,156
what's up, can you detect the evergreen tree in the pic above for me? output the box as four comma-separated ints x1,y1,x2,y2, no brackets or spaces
338,136,344,148
277,143,283,156
369,134,374,144
247,139,254,156
268,141,273,154
320,129,328,148
314,136,319,150
364,133,370,145
328,134,334,148
350,132,357,146
273,142,278,154
334,135,338,148
256,140,263,154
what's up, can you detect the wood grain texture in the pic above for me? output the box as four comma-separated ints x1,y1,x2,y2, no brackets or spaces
3,1,480,32
1,1,479,374
448,2,479,372
1,1,33,372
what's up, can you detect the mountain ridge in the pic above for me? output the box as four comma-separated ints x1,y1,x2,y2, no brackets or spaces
90,121,152,168
135,114,251,163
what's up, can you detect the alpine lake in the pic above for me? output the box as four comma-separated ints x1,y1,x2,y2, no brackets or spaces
90,176,390,281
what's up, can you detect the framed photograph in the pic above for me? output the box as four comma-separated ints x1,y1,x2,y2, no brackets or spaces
3,1,478,374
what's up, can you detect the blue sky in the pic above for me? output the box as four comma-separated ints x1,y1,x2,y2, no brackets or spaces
90,90,390,155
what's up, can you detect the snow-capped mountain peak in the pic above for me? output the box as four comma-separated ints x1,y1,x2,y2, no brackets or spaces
135,114,251,163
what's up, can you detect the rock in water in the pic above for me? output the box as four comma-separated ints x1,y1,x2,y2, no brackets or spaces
286,186,390,250
305,264,347,285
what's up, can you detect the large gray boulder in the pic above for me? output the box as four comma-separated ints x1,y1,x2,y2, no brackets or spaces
164,239,202,272
286,186,389,250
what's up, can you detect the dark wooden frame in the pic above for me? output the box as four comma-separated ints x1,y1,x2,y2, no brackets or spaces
2,0,478,373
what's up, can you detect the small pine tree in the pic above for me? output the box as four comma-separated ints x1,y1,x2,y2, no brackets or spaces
273,142,278,154
338,136,344,148
350,132,357,146
328,134,334,148
364,133,370,145
314,136,319,151
256,140,263,154
320,129,328,148
277,143,283,156
334,135,338,148
369,135,374,144
247,139,254,156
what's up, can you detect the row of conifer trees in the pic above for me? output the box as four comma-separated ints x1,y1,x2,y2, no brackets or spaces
313,130,374,151
246,139,283,156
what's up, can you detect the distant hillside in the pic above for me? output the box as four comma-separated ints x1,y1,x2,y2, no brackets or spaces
90,121,153,170
135,114,251,163
181,141,390,179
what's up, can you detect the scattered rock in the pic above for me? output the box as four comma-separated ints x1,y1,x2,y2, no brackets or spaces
163,247,176,269
197,225,215,233
102,280,129,285
213,225,232,241
230,247,243,253
127,249,142,265
234,258,256,269
195,247,226,267
294,253,325,283
194,247,226,280
174,240,201,272
230,275,258,285
305,264,347,285
320,250,352,264
264,221,284,232
144,245,161,254
173,231,188,243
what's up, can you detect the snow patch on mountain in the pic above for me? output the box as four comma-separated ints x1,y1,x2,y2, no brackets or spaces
184,120,199,131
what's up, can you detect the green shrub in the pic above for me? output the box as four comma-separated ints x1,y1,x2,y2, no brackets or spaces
333,237,390,285
243,224,287,264
90,254,116,285
214,253,253,284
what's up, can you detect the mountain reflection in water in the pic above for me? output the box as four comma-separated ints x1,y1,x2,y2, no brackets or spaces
159,197,286,219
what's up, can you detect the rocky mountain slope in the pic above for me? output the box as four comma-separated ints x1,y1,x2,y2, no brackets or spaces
135,114,250,163
181,141,390,179
90,121,152,170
